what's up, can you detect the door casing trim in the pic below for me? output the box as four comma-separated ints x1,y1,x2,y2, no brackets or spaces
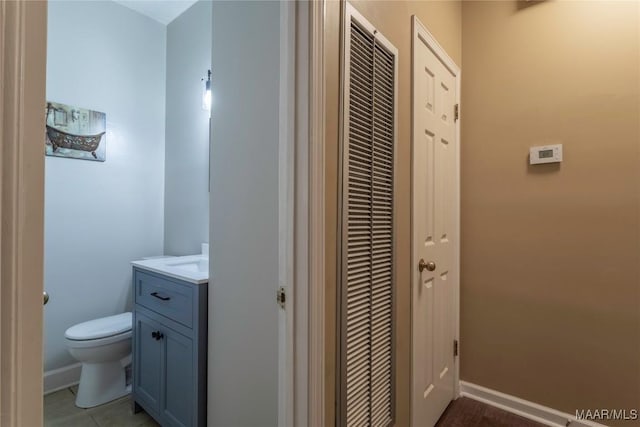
0,1,47,426
307,0,326,426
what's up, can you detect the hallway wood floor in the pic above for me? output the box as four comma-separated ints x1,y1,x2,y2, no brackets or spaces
436,397,547,427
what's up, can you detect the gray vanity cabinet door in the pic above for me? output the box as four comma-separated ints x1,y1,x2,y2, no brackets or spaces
161,327,193,427
134,312,163,414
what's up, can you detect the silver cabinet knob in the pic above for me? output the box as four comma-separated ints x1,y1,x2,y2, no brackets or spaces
43,291,49,306
418,259,436,272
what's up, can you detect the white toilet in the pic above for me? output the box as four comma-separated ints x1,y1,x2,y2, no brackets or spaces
64,312,132,408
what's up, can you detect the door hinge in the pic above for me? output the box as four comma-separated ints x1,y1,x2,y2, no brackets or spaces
454,339,459,357
277,287,286,309
454,104,459,122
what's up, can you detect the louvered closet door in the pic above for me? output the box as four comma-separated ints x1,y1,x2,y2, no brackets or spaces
340,4,398,427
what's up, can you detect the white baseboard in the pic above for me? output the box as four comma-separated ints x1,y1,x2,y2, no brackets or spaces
459,381,608,427
44,363,81,395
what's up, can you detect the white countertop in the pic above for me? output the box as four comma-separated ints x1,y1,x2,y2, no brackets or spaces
131,254,209,284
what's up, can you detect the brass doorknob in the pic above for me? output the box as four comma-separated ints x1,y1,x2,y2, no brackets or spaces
418,259,436,272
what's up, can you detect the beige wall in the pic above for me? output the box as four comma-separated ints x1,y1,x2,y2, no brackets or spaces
461,1,640,424
324,1,461,425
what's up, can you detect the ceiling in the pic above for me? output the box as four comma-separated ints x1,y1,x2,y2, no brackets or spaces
113,0,198,25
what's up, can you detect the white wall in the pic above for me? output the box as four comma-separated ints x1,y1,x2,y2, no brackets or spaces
45,1,166,374
164,0,211,256
209,2,281,425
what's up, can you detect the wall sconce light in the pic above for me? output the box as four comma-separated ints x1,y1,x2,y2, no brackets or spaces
202,69,212,111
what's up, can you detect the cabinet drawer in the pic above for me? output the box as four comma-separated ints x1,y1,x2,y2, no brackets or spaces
135,270,193,328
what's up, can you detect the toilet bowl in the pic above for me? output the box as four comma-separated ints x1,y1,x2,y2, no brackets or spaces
65,312,132,408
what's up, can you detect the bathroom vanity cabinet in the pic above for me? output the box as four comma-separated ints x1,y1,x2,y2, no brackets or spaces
132,267,208,427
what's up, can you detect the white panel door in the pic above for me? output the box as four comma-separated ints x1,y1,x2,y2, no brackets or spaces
411,17,459,427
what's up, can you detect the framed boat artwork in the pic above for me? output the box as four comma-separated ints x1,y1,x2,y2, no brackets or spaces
45,101,106,161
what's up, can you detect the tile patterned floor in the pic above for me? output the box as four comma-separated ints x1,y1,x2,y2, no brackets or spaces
44,386,159,427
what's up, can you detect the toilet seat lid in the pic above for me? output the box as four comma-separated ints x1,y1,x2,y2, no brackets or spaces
65,312,132,341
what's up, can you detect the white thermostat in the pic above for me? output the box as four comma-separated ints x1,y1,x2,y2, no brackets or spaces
529,144,562,165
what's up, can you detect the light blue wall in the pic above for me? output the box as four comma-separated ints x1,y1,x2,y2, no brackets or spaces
209,2,280,425
164,1,212,256
45,0,166,372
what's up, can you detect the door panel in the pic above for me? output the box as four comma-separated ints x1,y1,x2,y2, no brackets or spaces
162,328,193,427
134,313,163,413
412,19,458,427
209,2,281,425
339,5,398,427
